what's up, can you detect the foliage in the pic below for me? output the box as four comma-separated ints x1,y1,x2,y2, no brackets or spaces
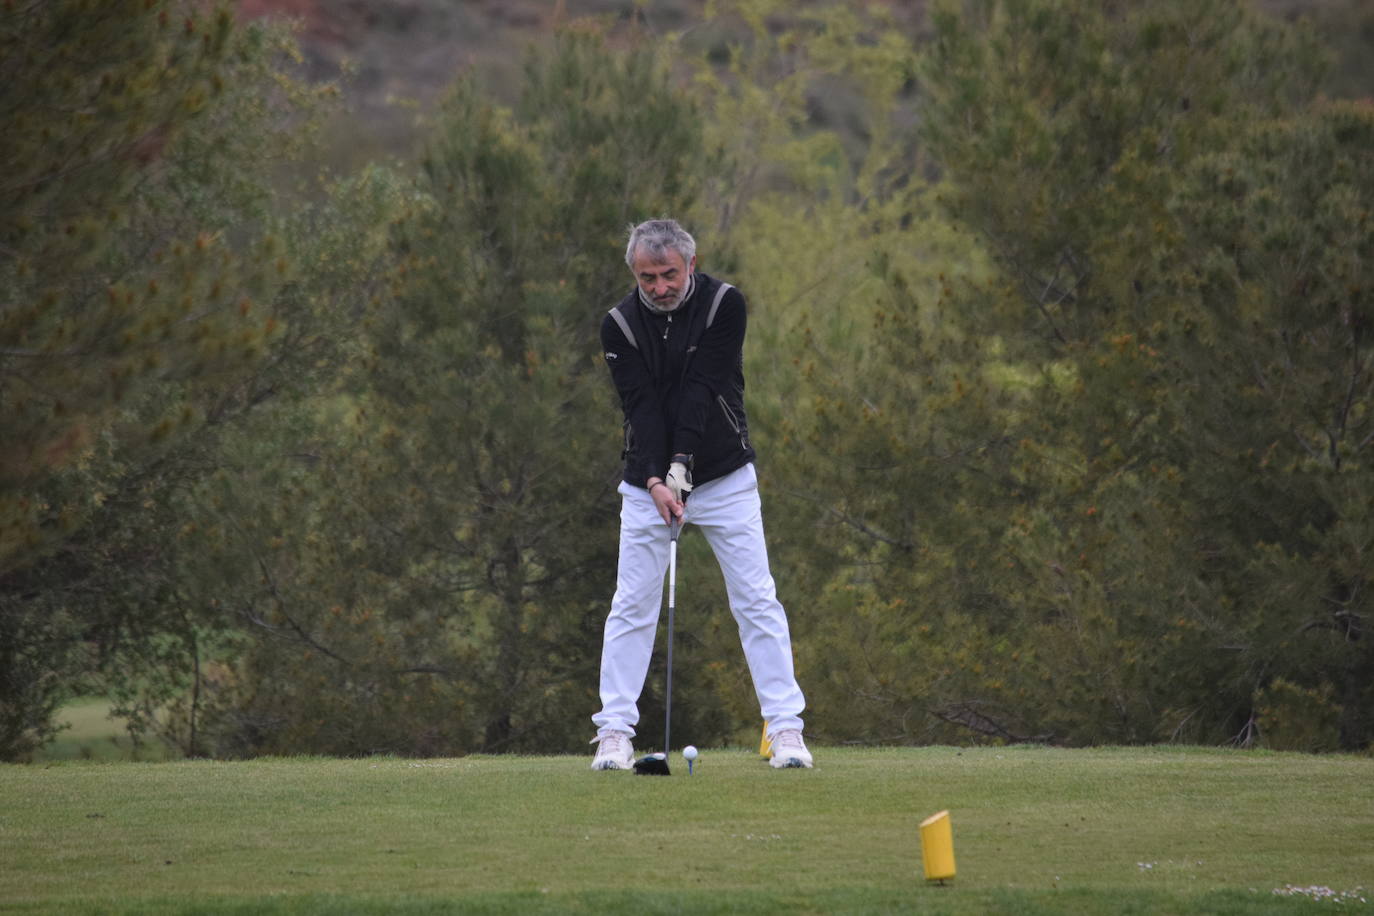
193,27,713,756
1161,100,1374,749
99,162,409,758
785,0,1371,750
9,0,1373,761
674,0,944,743
1268,0,1374,99
0,0,336,759
691,0,1374,753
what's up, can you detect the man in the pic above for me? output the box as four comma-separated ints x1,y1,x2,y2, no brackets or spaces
590,218,811,771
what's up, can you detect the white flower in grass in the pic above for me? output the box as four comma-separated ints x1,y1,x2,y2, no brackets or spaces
1271,884,1368,904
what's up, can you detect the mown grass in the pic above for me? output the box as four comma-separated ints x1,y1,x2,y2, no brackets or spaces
2,745,1370,914
34,697,176,764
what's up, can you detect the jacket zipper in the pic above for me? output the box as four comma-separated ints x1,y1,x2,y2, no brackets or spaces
718,395,749,450
717,395,741,433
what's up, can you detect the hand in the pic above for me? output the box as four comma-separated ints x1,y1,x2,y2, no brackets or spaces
647,478,683,523
665,455,693,503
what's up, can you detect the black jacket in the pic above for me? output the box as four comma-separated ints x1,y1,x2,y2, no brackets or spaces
601,272,756,488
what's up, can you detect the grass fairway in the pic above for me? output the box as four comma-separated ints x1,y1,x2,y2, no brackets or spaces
35,697,175,764
2,745,1370,914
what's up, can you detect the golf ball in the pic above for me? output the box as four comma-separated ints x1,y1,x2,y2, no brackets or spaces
682,745,698,760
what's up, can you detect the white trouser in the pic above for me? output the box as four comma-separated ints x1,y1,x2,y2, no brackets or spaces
593,462,805,738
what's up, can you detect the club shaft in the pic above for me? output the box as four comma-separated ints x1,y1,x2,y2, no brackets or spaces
664,534,676,757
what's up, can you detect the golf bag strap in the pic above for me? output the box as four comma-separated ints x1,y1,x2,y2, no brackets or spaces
607,306,638,350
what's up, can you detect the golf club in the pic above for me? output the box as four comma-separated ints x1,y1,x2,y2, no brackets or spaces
634,514,680,776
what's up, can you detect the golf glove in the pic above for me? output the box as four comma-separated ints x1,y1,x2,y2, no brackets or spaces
665,455,693,502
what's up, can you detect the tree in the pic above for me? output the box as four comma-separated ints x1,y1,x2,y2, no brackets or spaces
95,162,408,758
1160,101,1374,749
0,0,331,759
761,0,1367,749
674,0,958,745
196,26,715,756
837,0,1367,748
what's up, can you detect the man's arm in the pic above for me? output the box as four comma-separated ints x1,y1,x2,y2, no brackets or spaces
601,310,668,485
673,286,747,458
602,312,686,522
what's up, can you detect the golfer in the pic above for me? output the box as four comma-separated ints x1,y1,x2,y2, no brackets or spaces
590,218,811,771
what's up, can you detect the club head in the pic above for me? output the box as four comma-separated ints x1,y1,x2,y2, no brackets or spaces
632,752,671,776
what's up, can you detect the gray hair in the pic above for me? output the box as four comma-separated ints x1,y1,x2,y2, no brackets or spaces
625,219,696,269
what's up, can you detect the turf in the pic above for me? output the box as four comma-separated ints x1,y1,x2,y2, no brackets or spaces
36,697,176,763
2,746,1370,914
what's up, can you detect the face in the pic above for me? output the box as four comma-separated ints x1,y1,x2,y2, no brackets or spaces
632,247,695,312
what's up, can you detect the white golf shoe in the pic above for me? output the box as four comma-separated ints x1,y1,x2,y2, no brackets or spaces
590,730,634,771
768,728,813,769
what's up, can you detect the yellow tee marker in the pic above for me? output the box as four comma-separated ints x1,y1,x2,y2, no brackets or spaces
920,810,956,883
758,721,771,758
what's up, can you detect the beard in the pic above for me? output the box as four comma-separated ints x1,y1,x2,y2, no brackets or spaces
655,288,687,311
638,273,695,315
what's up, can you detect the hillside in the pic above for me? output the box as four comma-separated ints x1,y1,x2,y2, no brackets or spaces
233,0,915,165
235,0,1371,169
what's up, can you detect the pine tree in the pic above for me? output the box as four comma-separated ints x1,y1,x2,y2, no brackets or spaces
200,28,714,756
737,0,1361,749
857,0,1366,748
0,0,325,759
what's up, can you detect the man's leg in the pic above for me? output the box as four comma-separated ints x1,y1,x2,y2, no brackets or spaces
688,463,806,735
592,480,672,738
